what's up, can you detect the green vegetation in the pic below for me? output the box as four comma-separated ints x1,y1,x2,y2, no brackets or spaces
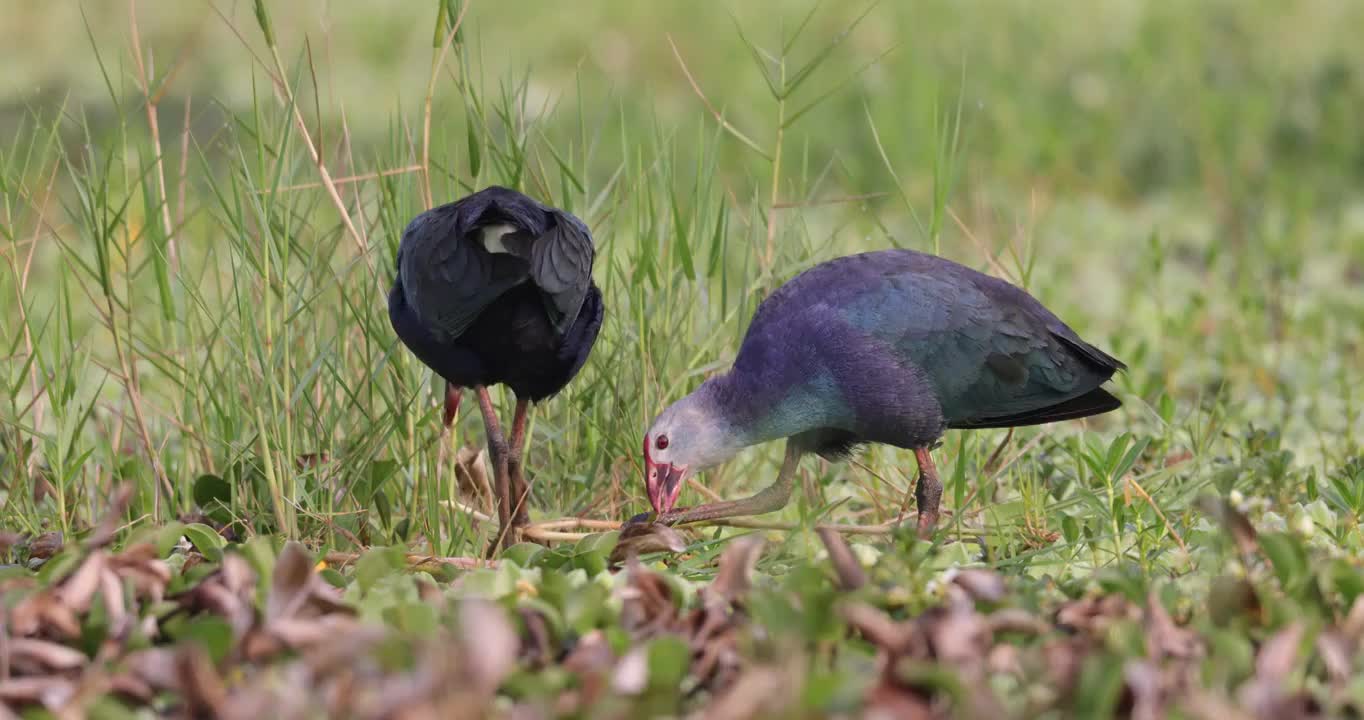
1,1,1362,716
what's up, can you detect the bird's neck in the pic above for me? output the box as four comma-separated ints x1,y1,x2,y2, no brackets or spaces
700,369,821,448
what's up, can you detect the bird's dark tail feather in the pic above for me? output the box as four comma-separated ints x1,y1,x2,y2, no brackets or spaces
1053,331,1126,373
949,386,1122,430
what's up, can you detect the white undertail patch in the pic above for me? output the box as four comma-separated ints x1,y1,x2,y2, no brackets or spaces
477,223,518,254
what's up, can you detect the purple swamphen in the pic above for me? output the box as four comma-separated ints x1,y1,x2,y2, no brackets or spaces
389,186,603,547
642,249,1123,537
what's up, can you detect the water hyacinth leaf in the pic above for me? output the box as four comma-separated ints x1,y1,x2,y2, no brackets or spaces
176,616,234,664
501,542,545,568
355,545,406,595
192,475,231,510
181,524,225,562
156,522,187,557
1258,532,1309,596
572,531,619,575
646,635,691,689
1072,652,1126,717
383,601,439,635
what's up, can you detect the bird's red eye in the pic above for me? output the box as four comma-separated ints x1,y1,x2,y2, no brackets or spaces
655,434,669,450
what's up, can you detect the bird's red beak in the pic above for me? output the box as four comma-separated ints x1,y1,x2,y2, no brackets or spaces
644,436,686,515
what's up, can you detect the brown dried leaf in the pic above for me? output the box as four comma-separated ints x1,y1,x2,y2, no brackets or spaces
1041,637,1092,698
609,522,687,567
1316,631,1351,686
1238,622,1305,718
709,535,765,602
219,553,256,596
177,646,228,719
99,567,129,636
86,482,134,549
1124,661,1165,720
841,602,915,654
0,530,21,556
454,445,493,512
124,648,180,691
703,666,790,720
519,607,554,668
561,630,615,709
0,676,75,708
619,557,678,635
106,673,155,704
925,605,990,675
1146,590,1201,660
1255,622,1304,681
268,616,363,651
863,684,935,720
55,551,105,614
610,646,648,695
109,555,172,604
268,540,316,622
951,569,1006,604
9,589,81,639
817,527,867,591
986,608,1050,636
7,638,89,673
459,599,518,696
1340,594,1364,643
986,643,1023,676
305,582,356,618
1197,495,1258,557
1182,691,1258,720
1056,594,1139,635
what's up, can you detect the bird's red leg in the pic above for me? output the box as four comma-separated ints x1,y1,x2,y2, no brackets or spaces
507,397,533,533
912,448,943,539
442,382,463,428
474,386,514,553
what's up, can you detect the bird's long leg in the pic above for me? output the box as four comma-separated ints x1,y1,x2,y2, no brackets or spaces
912,448,943,539
474,386,513,550
658,442,803,526
507,397,533,532
442,382,464,428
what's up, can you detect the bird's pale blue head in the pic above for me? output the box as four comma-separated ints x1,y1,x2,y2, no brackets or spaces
643,385,744,514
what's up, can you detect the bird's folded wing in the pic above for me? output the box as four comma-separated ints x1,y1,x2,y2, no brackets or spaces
398,208,528,342
530,211,595,334
842,270,1110,423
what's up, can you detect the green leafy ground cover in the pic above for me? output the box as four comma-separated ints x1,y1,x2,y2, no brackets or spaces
2,1,1363,717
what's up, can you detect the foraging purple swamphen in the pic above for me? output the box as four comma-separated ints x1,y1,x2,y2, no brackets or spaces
389,186,603,546
642,249,1123,537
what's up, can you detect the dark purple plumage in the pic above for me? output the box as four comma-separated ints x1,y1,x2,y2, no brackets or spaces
390,186,603,550
710,248,1123,455
388,186,603,402
642,248,1124,535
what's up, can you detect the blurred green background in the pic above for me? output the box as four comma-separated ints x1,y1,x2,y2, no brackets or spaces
1,1,1361,554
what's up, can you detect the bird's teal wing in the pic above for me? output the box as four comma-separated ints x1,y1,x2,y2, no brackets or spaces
743,250,1121,428
842,258,1120,425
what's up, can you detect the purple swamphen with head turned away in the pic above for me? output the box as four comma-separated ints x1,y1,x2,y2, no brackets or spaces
389,186,603,548
642,249,1123,537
